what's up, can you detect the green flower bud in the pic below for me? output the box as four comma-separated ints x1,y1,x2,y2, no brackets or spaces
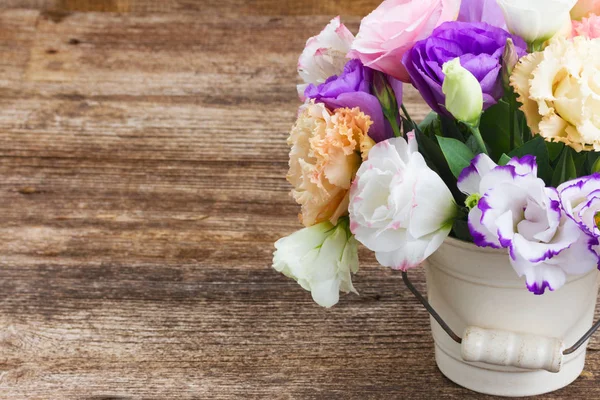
465,193,482,211
372,71,402,137
442,58,483,127
373,71,396,112
501,38,519,89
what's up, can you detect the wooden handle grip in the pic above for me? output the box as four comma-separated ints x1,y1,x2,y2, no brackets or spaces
461,326,564,373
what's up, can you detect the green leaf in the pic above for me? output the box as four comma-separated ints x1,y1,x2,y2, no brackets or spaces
546,142,564,163
498,153,511,166
440,115,465,141
401,116,414,136
415,128,444,171
509,136,552,185
418,112,438,132
573,151,587,176
451,219,472,242
587,152,600,174
414,129,465,204
437,136,475,178
517,110,532,143
465,135,480,155
420,114,442,139
592,157,600,174
479,101,522,161
552,147,577,187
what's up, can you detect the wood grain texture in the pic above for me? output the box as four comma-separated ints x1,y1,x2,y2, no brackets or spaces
0,0,383,16
0,3,598,399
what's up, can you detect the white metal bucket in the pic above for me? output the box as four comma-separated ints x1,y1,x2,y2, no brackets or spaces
425,236,599,397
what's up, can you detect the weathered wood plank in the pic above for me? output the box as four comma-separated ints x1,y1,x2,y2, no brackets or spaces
0,6,598,400
1,0,383,17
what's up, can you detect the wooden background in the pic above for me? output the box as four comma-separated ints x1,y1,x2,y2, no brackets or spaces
0,0,599,398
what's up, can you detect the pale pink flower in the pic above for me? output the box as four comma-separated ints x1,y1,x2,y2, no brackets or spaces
287,102,373,227
348,0,461,82
297,17,355,100
349,134,457,271
572,13,600,37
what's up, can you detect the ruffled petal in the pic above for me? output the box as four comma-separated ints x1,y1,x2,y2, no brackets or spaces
510,51,545,133
457,153,498,195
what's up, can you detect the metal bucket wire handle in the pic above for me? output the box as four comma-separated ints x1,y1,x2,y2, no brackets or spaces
402,271,600,372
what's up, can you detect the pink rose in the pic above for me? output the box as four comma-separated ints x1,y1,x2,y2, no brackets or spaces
571,0,600,20
572,13,600,37
348,0,461,82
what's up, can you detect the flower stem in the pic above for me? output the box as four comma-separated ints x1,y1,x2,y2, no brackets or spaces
386,114,402,138
467,123,488,155
528,40,545,53
509,97,515,150
401,104,414,128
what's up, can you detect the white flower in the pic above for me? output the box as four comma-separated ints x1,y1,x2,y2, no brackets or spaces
349,134,457,270
297,17,355,99
496,0,577,45
273,220,359,308
459,154,599,294
442,58,483,126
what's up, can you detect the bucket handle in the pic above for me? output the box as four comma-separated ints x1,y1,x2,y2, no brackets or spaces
402,270,600,373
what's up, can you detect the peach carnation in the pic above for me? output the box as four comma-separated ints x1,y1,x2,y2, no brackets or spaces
510,36,600,151
287,102,374,227
572,13,600,38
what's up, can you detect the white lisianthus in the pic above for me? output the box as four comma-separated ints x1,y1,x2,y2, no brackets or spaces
496,0,577,47
442,58,483,126
273,220,359,308
349,134,458,270
297,16,355,99
458,154,600,294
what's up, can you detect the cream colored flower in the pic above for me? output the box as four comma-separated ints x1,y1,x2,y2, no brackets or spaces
510,37,600,151
287,102,373,227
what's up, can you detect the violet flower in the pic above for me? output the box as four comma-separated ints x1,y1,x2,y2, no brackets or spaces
458,0,507,28
402,21,526,117
304,59,402,143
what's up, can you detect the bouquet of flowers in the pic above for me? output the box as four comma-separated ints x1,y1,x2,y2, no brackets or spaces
273,0,600,307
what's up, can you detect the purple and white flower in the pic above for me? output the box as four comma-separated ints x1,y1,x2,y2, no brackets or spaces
349,134,458,271
558,173,600,237
459,154,600,294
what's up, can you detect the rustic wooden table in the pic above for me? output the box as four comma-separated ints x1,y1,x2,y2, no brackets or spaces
0,1,599,399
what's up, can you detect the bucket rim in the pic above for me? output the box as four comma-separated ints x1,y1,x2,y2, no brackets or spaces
445,235,507,255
